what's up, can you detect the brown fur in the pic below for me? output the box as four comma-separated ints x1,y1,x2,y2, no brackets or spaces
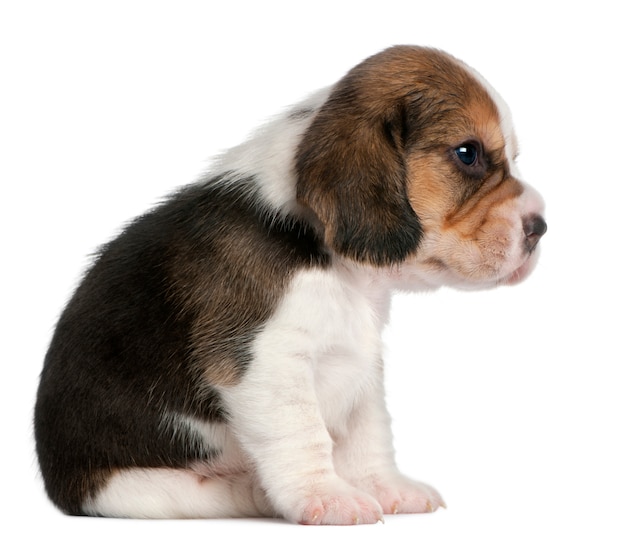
298,45,530,283
296,46,522,272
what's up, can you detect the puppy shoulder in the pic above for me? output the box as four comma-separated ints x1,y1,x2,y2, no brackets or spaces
206,87,333,217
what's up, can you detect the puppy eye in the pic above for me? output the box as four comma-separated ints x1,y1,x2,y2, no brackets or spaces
455,144,479,166
451,141,489,181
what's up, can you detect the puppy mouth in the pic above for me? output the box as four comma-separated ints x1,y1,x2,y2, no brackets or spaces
504,214,546,285
502,250,540,286
418,247,540,289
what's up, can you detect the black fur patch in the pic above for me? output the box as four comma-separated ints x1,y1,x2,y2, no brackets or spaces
34,176,329,514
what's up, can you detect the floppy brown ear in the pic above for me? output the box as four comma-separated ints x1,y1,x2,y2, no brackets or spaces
295,68,422,267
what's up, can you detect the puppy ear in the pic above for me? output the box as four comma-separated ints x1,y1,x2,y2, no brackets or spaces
295,77,422,266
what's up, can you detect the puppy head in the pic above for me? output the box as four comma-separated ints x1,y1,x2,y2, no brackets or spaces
296,45,546,288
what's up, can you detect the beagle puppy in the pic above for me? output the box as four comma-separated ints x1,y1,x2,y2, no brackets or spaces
35,46,546,525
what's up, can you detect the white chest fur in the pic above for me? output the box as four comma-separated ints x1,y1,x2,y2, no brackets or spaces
250,265,392,432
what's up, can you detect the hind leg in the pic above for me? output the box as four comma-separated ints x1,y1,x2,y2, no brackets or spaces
82,467,274,519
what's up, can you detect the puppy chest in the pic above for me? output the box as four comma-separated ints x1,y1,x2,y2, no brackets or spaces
250,268,387,424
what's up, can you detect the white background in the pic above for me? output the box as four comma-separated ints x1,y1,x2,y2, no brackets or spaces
2,1,624,537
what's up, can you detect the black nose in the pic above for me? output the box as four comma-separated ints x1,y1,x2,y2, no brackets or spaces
523,214,547,252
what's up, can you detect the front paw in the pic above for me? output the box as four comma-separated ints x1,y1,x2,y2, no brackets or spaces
369,475,446,515
284,479,384,525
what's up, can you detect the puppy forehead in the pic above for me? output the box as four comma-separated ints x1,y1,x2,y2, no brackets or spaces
437,62,507,153
364,47,509,152
457,96,504,150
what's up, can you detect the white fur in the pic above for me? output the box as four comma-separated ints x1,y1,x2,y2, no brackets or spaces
220,266,391,523
209,87,331,218
82,467,270,519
